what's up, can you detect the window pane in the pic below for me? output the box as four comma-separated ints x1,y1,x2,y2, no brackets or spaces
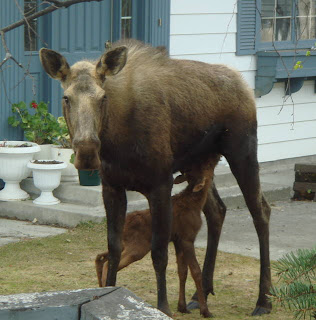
275,18,291,40
121,19,132,39
262,18,274,41
296,0,316,40
262,0,275,17
122,0,132,17
24,0,38,51
297,0,312,16
276,0,292,17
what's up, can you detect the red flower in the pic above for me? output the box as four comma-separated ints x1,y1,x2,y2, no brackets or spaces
31,102,38,109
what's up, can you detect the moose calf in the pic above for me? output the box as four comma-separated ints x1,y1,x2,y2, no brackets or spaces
95,158,219,318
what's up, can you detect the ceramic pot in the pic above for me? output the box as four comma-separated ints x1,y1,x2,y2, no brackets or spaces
27,160,67,205
33,144,53,160
51,146,78,182
0,141,40,201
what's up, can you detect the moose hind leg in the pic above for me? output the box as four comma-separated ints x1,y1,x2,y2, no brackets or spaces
188,183,226,310
225,135,272,316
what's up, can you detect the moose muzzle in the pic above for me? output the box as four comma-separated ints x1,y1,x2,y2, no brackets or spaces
72,139,101,170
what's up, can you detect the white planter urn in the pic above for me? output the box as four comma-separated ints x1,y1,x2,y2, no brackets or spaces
51,146,78,182
0,141,40,201
27,160,67,205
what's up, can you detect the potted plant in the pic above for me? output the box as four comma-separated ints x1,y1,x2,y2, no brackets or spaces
27,160,67,205
8,101,78,182
8,101,62,160
0,141,40,201
70,153,101,186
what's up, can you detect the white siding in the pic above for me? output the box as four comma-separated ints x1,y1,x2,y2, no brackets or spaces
170,0,316,162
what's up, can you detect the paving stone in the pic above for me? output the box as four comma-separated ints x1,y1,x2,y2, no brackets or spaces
0,288,116,320
81,287,172,320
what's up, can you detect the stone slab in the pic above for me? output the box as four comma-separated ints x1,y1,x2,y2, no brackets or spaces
0,288,117,320
81,287,172,320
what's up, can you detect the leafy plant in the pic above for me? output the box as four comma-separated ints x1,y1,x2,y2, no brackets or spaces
8,101,71,147
269,248,316,320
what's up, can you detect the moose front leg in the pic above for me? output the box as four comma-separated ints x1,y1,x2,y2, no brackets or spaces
148,174,174,317
102,184,127,287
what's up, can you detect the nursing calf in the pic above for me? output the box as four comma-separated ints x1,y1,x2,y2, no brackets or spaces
39,39,271,317
96,159,218,318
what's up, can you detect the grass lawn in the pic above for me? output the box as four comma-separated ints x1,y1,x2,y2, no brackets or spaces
0,220,292,319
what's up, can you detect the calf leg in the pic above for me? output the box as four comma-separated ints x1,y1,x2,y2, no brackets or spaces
181,239,212,318
95,251,108,287
188,183,226,308
102,185,127,287
173,239,190,314
147,174,174,316
100,247,150,286
225,135,272,316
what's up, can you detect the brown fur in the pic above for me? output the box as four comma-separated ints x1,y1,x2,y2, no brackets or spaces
95,158,219,318
39,39,272,317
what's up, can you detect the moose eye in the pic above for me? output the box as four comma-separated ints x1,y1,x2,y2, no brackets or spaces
63,96,69,104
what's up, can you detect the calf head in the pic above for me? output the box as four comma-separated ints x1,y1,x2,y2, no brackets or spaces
39,46,127,170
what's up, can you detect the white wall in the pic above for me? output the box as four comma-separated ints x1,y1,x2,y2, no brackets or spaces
170,0,316,162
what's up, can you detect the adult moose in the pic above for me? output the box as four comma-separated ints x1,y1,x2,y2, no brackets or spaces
39,39,271,317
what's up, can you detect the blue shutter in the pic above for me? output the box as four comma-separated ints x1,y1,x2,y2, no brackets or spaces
237,0,258,55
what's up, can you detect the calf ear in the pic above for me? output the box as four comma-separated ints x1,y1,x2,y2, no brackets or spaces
193,177,206,192
39,48,70,81
174,174,187,184
96,46,127,79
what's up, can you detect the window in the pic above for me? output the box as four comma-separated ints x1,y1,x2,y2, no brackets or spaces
121,0,132,39
237,0,316,54
260,0,316,45
237,0,316,96
24,0,38,51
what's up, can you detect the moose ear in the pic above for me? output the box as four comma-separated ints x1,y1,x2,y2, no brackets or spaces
96,46,127,78
39,48,70,81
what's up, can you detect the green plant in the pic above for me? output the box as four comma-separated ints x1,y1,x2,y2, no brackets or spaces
269,248,316,320
8,101,70,147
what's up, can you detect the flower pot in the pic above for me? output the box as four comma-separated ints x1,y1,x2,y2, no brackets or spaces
33,144,53,160
51,146,78,182
0,141,40,201
27,160,67,205
78,169,101,186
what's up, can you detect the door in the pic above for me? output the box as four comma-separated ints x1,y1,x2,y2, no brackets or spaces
45,0,112,116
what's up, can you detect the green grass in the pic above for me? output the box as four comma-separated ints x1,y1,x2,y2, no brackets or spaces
0,220,292,319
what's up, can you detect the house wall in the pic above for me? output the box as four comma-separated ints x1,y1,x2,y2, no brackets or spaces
169,0,316,163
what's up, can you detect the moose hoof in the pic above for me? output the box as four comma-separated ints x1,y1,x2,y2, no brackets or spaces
178,305,191,314
187,299,199,310
251,306,271,316
201,310,213,318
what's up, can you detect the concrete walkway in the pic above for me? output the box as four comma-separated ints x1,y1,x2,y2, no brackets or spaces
196,199,316,261
0,218,66,247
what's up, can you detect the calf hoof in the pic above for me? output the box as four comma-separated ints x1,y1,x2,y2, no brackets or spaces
187,299,199,310
251,306,271,316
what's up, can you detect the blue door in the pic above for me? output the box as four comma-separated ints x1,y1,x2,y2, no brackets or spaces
0,0,170,140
